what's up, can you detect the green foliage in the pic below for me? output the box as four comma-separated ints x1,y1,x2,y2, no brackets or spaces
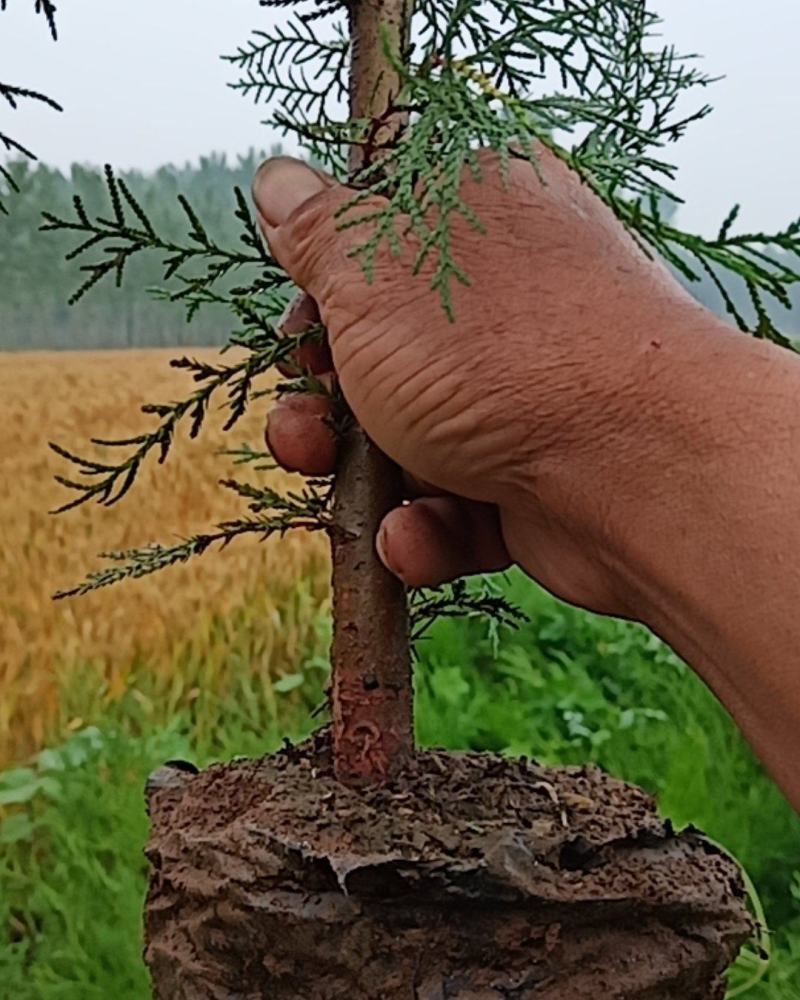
54,477,334,599
229,0,800,335
0,85,61,194
32,164,341,596
2,155,799,350
0,0,63,215
48,342,303,514
0,1,61,213
39,2,800,628
8,5,797,990
40,167,278,307
409,576,526,644
1,579,798,998
0,153,288,349
39,156,526,634
40,168,289,496
225,16,349,129
0,728,153,997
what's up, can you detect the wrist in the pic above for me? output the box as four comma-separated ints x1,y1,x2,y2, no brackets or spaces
511,296,759,620
600,307,792,616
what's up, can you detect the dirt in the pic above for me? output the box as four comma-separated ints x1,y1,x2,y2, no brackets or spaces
145,730,753,999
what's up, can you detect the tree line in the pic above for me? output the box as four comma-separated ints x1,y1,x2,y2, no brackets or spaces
1,151,798,350
0,149,279,350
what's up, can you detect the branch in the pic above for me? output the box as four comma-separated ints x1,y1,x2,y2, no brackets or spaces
0,81,62,211
54,510,330,600
49,328,318,514
40,167,279,305
0,2,61,209
224,17,349,123
410,578,527,646
0,0,57,39
610,196,800,346
54,473,333,599
258,0,346,23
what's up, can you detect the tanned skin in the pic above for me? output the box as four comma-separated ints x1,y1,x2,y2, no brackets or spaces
253,151,800,812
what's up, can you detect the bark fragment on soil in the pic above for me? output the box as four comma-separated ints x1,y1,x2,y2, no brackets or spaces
145,732,752,999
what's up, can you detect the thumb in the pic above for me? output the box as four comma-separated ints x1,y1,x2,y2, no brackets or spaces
251,156,366,301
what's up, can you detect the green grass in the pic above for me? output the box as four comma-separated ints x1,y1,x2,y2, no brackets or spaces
1,574,799,999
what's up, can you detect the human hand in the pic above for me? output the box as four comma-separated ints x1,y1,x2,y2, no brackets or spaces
251,149,705,618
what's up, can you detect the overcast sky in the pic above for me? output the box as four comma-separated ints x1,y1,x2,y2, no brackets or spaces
1,1,798,235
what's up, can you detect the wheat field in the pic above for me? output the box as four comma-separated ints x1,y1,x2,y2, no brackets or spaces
0,349,330,767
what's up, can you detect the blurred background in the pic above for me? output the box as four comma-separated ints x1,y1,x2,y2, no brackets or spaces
1,2,799,997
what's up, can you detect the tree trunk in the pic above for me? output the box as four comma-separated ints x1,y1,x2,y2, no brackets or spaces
330,0,414,785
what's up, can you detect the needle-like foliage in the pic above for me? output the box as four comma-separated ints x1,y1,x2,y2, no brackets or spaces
40,170,281,307
0,0,61,213
242,0,800,334
1,0,58,39
226,19,349,130
44,164,525,639
54,478,334,599
42,173,322,512
46,1,800,646
410,578,527,647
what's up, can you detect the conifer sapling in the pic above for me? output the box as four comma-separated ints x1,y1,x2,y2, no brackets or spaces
36,1,796,994
47,0,800,788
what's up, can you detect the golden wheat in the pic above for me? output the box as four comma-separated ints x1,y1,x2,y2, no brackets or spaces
0,349,330,767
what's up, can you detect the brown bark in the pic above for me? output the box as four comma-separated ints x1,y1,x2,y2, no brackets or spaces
331,0,415,784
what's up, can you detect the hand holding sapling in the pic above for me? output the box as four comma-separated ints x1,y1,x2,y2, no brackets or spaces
37,1,778,992
256,149,800,812
252,144,723,615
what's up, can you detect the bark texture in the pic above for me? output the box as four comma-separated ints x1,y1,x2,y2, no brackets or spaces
331,0,415,784
145,735,752,999
331,424,413,783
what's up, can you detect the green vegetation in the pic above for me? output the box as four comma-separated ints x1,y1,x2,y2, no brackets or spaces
0,0,61,215
3,2,798,994
1,575,798,999
0,152,279,350
3,155,800,354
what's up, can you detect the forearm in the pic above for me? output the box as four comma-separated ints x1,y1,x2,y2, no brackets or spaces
616,310,800,808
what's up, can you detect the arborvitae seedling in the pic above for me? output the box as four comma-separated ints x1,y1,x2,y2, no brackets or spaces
45,1,800,784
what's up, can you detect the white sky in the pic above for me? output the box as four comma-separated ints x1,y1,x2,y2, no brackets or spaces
1,1,798,235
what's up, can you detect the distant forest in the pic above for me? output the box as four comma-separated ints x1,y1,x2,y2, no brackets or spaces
1,151,799,350
0,150,279,350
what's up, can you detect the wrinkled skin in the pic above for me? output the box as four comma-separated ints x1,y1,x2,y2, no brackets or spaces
253,151,800,811
256,149,702,614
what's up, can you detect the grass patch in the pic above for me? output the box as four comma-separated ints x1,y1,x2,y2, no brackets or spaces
1,574,799,998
